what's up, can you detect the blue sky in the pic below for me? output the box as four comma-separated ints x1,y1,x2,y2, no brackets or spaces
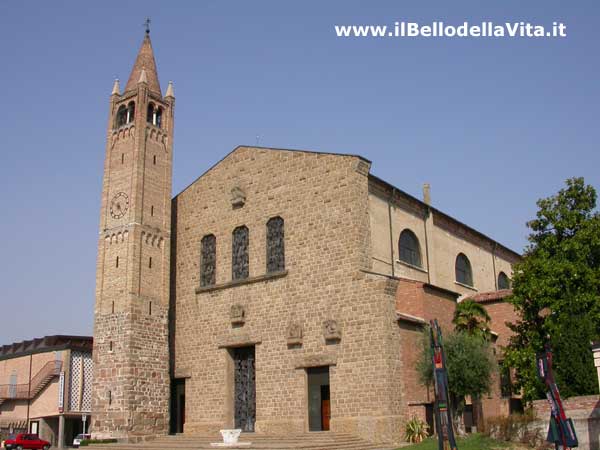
0,1,598,343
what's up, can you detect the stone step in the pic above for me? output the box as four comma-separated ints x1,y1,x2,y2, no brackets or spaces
88,432,399,450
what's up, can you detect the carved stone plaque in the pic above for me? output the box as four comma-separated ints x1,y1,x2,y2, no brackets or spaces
231,304,246,325
323,319,341,341
231,186,246,208
286,322,303,345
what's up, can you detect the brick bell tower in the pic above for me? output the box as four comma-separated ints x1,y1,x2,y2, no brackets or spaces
91,27,174,440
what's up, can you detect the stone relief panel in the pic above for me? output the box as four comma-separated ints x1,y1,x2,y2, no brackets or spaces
286,322,303,345
266,217,285,273
231,186,246,209
231,304,246,325
323,319,342,341
200,234,216,287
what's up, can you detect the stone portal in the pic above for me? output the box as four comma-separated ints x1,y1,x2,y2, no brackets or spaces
307,367,330,431
233,347,256,432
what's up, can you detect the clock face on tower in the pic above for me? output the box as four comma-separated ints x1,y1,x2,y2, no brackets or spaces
110,192,129,219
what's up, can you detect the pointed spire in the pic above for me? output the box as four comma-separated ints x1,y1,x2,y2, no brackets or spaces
111,78,120,96
138,69,148,84
124,33,162,95
165,81,174,98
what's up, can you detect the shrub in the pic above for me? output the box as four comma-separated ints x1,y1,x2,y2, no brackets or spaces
484,410,552,449
79,438,119,446
404,416,429,443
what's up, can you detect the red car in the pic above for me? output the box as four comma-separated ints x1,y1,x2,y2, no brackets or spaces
4,433,51,450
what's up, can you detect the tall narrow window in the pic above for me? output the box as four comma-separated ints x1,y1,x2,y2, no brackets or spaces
200,234,216,287
8,371,17,398
498,272,511,290
126,101,135,124
455,253,473,287
147,103,155,124
398,229,422,268
116,256,119,268
116,105,127,127
149,257,152,269
156,107,163,128
151,205,154,216
266,217,285,273
153,155,157,165
232,226,249,280
121,153,124,164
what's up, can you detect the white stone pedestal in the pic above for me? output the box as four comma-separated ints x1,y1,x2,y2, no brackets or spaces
210,429,252,447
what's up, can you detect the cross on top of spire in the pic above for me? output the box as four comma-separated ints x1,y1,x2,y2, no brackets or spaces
124,22,162,95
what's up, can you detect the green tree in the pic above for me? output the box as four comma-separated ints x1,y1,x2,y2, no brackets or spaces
503,177,600,402
453,300,492,341
417,329,495,434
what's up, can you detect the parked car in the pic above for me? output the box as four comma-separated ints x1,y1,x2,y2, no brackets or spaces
72,434,90,448
3,433,50,450
1,435,14,449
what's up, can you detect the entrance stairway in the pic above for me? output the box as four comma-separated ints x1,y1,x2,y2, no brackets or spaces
0,360,62,405
89,432,401,450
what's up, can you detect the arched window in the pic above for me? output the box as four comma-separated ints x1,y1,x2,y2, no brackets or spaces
200,234,216,287
398,229,422,268
147,103,155,124
155,107,163,128
266,217,285,273
146,103,163,127
498,271,510,290
232,226,249,280
126,101,135,124
455,253,473,287
116,105,127,127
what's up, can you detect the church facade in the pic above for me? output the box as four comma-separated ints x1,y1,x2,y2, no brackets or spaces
91,32,520,445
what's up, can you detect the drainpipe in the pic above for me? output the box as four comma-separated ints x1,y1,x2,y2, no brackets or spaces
26,354,32,431
388,188,396,277
422,184,432,284
492,243,498,290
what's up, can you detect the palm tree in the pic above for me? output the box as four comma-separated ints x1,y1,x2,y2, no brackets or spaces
453,300,492,341
453,299,492,433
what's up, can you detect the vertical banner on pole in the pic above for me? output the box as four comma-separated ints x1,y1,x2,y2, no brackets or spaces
536,342,578,449
430,319,458,450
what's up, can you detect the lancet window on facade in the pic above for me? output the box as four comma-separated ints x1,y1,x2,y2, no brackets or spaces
232,226,249,280
266,217,285,273
200,234,217,287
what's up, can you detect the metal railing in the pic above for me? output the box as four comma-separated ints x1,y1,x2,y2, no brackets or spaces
0,360,62,399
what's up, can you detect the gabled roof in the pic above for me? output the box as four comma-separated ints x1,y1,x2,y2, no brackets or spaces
173,144,369,200
173,144,521,259
124,33,161,95
0,335,93,361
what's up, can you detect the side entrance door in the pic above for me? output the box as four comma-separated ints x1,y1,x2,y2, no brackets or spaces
234,346,256,432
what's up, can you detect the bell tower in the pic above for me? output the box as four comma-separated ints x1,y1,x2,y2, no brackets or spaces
91,28,174,440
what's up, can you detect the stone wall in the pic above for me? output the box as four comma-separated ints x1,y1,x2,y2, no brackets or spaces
532,395,600,450
171,146,413,444
368,178,519,297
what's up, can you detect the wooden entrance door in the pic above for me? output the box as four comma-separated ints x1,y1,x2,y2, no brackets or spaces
234,346,256,432
321,385,330,431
